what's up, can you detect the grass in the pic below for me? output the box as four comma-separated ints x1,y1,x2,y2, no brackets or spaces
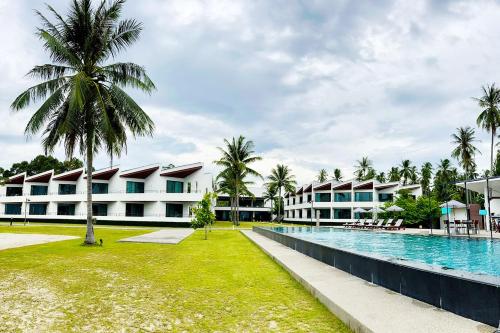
0,224,350,332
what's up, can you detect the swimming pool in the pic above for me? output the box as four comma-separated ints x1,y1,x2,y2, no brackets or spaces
271,226,500,278
255,226,500,326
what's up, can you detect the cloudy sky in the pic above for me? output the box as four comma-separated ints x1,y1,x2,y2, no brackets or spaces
1,0,500,185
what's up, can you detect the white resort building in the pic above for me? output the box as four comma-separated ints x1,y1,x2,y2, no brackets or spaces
284,179,422,225
0,162,271,225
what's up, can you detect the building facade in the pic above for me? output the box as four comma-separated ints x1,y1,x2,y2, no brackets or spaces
214,187,272,222
0,162,272,225
284,179,422,225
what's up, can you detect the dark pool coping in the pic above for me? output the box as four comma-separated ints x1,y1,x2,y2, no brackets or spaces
253,226,500,327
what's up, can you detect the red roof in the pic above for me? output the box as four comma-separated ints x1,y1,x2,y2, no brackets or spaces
332,182,352,191
25,171,52,183
303,184,312,193
6,174,25,184
53,170,83,181
84,168,119,180
120,166,159,179
161,165,202,178
314,182,331,191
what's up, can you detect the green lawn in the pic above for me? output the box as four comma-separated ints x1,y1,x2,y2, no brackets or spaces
0,225,350,332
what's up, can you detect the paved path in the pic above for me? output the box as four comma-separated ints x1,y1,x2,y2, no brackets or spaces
0,233,78,251
242,230,495,333
119,228,194,244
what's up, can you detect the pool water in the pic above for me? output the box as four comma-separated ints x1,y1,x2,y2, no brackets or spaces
271,227,500,278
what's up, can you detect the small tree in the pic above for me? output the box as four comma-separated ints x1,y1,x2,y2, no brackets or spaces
191,193,216,240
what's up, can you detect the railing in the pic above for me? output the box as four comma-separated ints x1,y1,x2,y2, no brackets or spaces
0,190,203,197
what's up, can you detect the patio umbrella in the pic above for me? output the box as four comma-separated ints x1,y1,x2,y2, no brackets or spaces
386,205,404,212
368,207,385,221
353,207,367,220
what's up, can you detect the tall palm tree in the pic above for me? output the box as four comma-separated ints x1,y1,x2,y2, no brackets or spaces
267,164,296,222
262,184,277,221
420,162,433,195
333,168,342,181
399,160,414,185
214,136,262,226
317,169,328,182
388,167,400,182
354,157,372,181
215,168,253,224
434,159,458,202
11,0,155,244
451,126,481,178
475,84,500,172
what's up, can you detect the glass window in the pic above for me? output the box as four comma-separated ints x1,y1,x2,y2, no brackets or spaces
57,203,75,216
30,185,48,196
307,194,312,203
315,209,331,219
29,203,47,215
92,183,109,194
126,203,144,217
292,198,295,205
187,182,191,193
5,203,22,215
126,181,144,194
334,192,352,202
58,184,76,195
92,203,108,216
307,209,312,219
6,187,22,197
254,199,264,208
315,193,331,202
166,203,183,217
299,196,303,204
354,192,373,202
378,193,394,202
334,209,351,219
166,180,183,193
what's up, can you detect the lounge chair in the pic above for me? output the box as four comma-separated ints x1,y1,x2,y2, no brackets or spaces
352,219,366,229
378,219,393,229
384,219,403,230
343,219,359,228
367,219,385,229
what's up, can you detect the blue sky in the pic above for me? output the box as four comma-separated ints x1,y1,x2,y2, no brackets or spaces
1,0,500,184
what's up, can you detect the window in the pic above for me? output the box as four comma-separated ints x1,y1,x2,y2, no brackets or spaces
30,185,48,196
378,193,394,202
126,203,144,217
126,181,144,194
166,180,183,193
298,210,302,218
334,192,351,202
254,199,264,208
92,183,108,194
334,209,351,219
92,203,108,216
299,196,303,204
307,209,312,219
6,187,22,197
187,182,192,193
166,203,183,217
315,193,331,202
29,203,47,215
315,209,331,219
57,203,75,216
216,198,230,207
58,184,76,195
354,192,373,202
292,198,295,205
307,194,312,203
5,203,22,215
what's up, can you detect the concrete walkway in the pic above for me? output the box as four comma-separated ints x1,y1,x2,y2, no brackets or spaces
119,228,194,244
0,233,78,251
242,230,495,333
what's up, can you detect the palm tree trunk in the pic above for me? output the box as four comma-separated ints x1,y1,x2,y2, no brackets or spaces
278,187,281,223
85,138,95,244
236,189,240,226
491,131,495,173
270,200,273,222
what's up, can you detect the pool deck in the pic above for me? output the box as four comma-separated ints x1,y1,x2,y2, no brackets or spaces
333,226,500,239
242,230,496,333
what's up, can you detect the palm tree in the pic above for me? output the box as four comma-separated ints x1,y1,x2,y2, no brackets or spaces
420,162,433,195
354,157,372,181
451,126,481,178
317,169,328,182
434,159,458,202
475,84,500,172
11,0,155,244
376,172,386,183
409,166,418,184
333,168,342,181
399,160,414,185
267,164,296,222
262,184,277,221
214,136,262,226
388,167,400,182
